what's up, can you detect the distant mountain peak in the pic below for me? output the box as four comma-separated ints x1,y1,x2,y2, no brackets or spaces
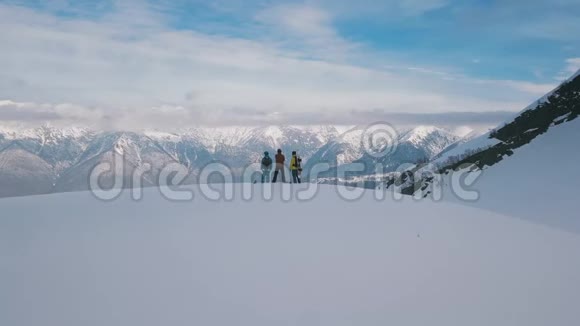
400,125,456,147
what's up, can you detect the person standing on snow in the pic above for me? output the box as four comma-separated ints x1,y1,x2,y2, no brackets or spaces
272,149,286,183
261,151,273,183
290,151,302,184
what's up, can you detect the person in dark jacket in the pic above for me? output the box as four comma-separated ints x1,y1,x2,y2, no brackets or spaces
290,151,302,184
261,151,272,183
272,149,286,183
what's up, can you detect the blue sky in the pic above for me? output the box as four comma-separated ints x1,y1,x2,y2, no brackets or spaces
0,0,579,128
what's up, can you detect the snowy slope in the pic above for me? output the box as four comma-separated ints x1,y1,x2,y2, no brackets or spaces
1,185,579,326
0,146,55,197
431,131,499,167
403,72,580,233
397,79,580,232
452,117,580,232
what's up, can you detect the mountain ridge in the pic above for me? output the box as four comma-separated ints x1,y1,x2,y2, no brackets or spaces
399,69,580,196
0,124,468,197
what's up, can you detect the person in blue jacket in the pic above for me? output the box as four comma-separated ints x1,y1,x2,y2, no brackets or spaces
261,151,273,183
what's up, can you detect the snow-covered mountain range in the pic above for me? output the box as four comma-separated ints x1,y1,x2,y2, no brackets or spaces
304,125,460,177
0,124,471,197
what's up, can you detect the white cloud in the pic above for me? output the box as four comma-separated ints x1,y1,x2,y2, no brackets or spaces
397,0,449,15
516,17,580,42
312,0,450,18
0,100,103,127
0,99,515,131
253,4,359,59
494,81,556,96
256,5,333,37
564,58,580,74
0,3,559,129
554,57,580,81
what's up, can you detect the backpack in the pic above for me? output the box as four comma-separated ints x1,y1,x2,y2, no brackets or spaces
262,156,272,168
292,155,302,170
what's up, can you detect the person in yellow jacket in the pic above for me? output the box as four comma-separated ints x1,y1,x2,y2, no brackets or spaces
289,151,302,184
